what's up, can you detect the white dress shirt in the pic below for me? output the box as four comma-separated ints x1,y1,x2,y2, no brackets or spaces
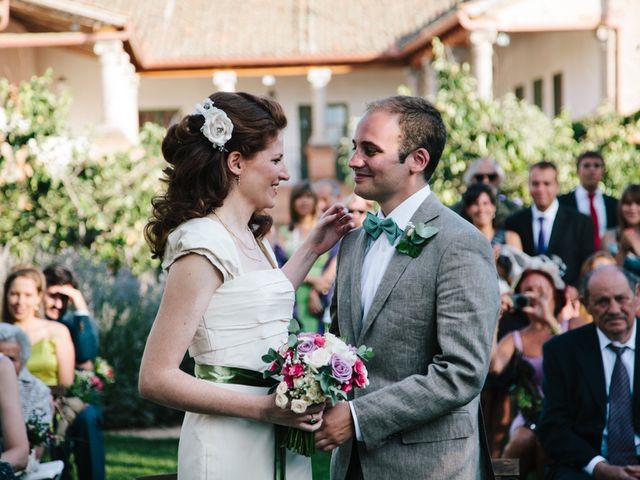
349,185,432,441
575,185,607,238
584,320,639,475
532,199,559,253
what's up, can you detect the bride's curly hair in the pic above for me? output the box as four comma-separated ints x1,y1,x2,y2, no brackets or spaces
145,92,287,260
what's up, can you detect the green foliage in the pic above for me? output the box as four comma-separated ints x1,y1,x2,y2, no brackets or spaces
429,38,579,205
0,72,165,274
105,435,178,480
574,108,640,196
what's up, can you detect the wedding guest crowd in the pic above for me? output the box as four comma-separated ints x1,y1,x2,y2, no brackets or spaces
454,150,639,480
0,264,105,480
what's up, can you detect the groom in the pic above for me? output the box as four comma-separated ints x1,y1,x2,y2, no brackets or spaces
315,96,500,479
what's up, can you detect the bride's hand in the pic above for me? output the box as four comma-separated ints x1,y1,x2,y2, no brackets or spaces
307,204,354,255
262,396,325,432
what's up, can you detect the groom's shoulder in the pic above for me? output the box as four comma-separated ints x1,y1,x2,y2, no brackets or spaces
427,197,487,245
341,227,362,249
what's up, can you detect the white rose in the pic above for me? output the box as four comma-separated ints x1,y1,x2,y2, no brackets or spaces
195,99,233,149
323,333,339,350
304,348,331,370
330,340,357,366
293,377,306,389
275,393,288,409
290,399,309,414
276,381,289,395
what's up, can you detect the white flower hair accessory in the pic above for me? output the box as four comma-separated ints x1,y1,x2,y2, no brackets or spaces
194,98,233,151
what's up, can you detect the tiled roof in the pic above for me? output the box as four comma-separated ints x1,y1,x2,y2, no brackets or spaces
34,0,465,68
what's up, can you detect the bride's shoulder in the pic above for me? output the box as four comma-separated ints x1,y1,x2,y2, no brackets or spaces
163,217,238,278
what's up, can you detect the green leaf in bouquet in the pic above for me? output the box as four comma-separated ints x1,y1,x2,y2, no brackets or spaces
319,372,331,393
357,345,374,361
287,334,299,348
288,318,301,334
261,348,278,363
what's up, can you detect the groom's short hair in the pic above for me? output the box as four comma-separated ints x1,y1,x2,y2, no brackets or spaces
366,96,447,182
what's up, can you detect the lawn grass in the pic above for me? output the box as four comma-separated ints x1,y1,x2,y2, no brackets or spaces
105,433,332,479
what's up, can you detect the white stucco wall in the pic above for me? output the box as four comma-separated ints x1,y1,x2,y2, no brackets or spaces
493,30,602,119
35,48,104,134
0,21,38,84
610,0,640,115
139,68,406,182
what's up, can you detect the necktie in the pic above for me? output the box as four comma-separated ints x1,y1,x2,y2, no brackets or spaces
363,212,403,245
607,345,637,465
536,217,546,255
588,192,601,251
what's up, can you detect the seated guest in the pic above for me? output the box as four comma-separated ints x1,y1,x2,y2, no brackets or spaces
537,265,640,479
451,157,521,228
558,151,618,251
0,353,29,474
505,161,595,287
575,252,618,324
0,323,53,455
490,265,584,478
43,265,98,370
2,266,105,480
345,194,374,229
602,184,640,280
461,183,523,249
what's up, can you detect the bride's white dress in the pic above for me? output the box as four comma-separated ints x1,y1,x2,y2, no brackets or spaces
162,217,312,480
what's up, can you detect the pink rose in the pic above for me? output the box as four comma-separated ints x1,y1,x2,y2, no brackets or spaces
314,335,326,347
353,360,368,388
283,363,304,378
341,382,353,393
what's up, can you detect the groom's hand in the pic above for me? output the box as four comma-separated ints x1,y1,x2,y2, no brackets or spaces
315,401,354,451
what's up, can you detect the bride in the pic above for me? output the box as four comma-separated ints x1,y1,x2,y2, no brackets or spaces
139,91,352,479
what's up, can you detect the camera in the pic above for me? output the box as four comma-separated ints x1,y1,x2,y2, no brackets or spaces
511,293,530,310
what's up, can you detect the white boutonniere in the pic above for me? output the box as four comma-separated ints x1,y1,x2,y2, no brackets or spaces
395,221,439,258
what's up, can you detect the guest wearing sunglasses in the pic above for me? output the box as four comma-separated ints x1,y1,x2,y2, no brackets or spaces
451,157,522,229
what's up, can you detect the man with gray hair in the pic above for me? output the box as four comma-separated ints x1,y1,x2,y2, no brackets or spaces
452,157,521,228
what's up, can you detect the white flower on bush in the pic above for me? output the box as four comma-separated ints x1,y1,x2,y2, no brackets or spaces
0,107,7,134
275,393,288,409
195,98,233,151
276,381,288,395
290,399,309,414
28,135,89,180
304,347,331,370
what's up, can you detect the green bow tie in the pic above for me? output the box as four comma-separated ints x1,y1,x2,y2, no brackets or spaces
363,211,403,245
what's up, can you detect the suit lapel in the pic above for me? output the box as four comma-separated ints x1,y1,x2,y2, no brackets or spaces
357,195,440,343
578,325,606,415
522,209,535,254
547,205,567,252
349,229,368,341
634,318,640,430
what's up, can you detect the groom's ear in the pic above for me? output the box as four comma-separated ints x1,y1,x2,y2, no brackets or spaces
407,147,430,175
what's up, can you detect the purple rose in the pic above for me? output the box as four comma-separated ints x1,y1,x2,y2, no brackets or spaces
330,355,353,383
297,333,318,355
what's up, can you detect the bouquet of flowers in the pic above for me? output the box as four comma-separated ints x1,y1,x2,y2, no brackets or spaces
262,321,373,456
67,357,115,404
25,412,53,449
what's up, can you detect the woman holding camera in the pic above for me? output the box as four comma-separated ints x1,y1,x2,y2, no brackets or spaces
489,266,584,478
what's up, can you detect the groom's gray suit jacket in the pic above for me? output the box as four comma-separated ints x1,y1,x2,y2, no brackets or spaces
330,194,500,480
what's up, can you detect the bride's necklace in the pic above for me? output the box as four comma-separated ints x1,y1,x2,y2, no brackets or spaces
212,211,262,262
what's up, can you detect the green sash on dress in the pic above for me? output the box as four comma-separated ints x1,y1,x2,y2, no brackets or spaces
195,364,286,480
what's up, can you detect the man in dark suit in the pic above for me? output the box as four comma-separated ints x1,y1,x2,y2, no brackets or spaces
505,161,595,286
558,151,618,251
537,265,640,479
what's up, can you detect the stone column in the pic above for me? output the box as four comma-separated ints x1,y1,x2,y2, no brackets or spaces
307,67,332,145
596,25,616,109
93,40,139,143
305,67,335,180
469,30,496,101
212,71,237,92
